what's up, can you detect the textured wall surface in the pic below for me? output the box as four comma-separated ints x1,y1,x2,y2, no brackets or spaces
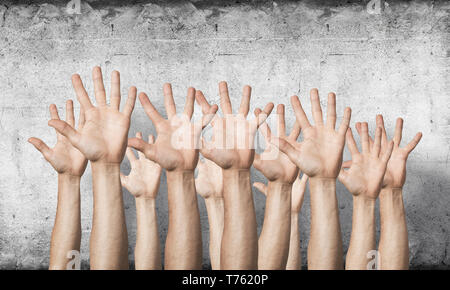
0,0,448,269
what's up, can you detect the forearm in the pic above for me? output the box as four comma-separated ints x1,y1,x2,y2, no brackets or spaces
378,187,408,270
205,198,224,270
221,169,258,269
258,182,292,269
165,171,202,269
286,212,301,270
49,174,81,270
345,196,376,270
307,178,343,269
135,198,161,270
90,162,129,270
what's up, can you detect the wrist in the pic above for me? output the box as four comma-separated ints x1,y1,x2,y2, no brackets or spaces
91,161,121,173
353,195,377,207
135,197,156,207
58,173,81,183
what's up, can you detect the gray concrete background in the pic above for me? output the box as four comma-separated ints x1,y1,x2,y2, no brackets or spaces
0,0,448,269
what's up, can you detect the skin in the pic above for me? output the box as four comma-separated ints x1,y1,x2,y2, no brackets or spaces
253,104,301,269
338,122,394,270
355,115,421,270
29,100,87,270
48,66,136,269
254,172,309,270
197,82,274,269
270,89,351,269
195,158,224,270
120,132,162,270
127,84,218,269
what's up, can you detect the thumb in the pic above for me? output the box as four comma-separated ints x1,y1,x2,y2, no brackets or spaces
48,119,81,148
253,182,268,196
28,137,53,161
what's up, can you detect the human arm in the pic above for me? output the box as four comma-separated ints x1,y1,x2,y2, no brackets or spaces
48,67,136,269
338,122,393,269
253,104,301,269
128,84,217,269
196,83,274,269
369,116,422,270
195,158,224,270
254,172,308,270
270,89,351,269
120,133,162,270
29,100,87,270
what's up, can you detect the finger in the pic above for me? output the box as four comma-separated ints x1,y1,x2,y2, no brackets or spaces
300,173,309,184
139,92,165,127
277,104,286,137
270,137,301,166
77,105,85,129
125,147,137,162
183,87,195,120
163,83,176,119
254,102,275,127
290,95,311,129
28,137,52,160
355,121,373,147
71,74,94,110
360,122,370,154
195,90,212,114
48,119,81,147
92,66,107,107
119,172,129,188
135,132,146,159
381,141,394,163
346,128,359,155
66,100,75,127
338,168,349,183
253,154,263,171
148,134,155,144
253,182,268,196
338,107,352,136
372,127,382,157
238,85,251,117
255,108,272,141
49,104,60,120
310,88,324,126
128,137,157,162
326,92,337,129
122,86,137,118
404,132,422,154
199,104,218,130
288,121,301,141
394,118,403,147
219,81,233,115
110,70,121,110
376,114,388,147
342,160,352,168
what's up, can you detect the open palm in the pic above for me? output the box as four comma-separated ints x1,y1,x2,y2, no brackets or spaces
271,89,351,178
29,100,87,176
127,84,218,171
47,67,137,164
339,122,393,199
197,82,274,170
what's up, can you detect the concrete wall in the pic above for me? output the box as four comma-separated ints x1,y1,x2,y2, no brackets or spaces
0,0,448,269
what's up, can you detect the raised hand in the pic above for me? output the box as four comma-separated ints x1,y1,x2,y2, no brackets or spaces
356,115,422,189
120,132,162,199
195,157,224,270
121,132,163,270
195,158,223,199
127,84,218,171
197,81,274,170
47,66,136,164
339,123,394,199
270,89,351,178
29,100,87,176
29,100,87,270
253,172,308,270
253,104,300,183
